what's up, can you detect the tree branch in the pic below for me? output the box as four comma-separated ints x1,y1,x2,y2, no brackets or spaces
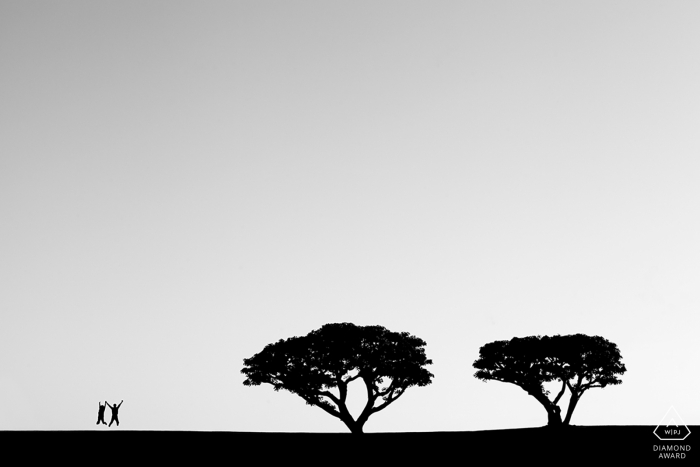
318,390,341,406
553,379,567,405
344,372,362,384
565,379,575,393
297,393,342,420
371,384,406,414
377,379,397,397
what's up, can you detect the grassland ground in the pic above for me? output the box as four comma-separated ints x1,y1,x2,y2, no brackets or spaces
3,426,694,463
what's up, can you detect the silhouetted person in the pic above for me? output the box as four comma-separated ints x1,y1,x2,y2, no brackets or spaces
96,401,107,425
106,400,123,427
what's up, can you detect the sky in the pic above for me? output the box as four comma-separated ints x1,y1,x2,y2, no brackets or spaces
1,1,699,432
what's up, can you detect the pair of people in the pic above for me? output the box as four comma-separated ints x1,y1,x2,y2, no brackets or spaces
97,400,123,427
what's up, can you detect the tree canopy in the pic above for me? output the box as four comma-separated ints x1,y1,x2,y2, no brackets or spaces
242,322,433,433
473,334,626,426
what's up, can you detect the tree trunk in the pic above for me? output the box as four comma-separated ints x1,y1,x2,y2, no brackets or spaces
337,403,367,434
529,389,563,427
547,405,563,427
341,375,376,434
342,417,365,434
351,424,364,434
563,394,580,426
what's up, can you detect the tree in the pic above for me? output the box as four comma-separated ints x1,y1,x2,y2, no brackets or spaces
473,335,566,426
473,334,626,427
242,322,434,434
550,334,627,425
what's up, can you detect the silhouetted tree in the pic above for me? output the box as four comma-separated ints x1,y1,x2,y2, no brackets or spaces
473,334,625,427
242,322,433,434
473,335,565,426
550,334,626,425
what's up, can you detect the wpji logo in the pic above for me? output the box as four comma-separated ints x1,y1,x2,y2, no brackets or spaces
654,406,691,441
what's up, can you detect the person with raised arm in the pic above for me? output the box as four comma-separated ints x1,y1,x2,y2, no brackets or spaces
106,400,123,427
96,401,107,425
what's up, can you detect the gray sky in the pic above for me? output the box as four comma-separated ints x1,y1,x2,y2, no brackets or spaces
1,1,698,432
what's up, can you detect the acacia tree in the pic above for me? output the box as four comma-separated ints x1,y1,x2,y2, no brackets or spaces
473,335,566,426
473,334,626,427
550,334,627,425
242,322,433,434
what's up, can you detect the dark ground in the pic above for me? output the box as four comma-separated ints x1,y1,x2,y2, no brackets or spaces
3,425,694,463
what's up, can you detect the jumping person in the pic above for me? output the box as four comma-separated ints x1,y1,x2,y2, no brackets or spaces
96,401,107,425
106,400,123,427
